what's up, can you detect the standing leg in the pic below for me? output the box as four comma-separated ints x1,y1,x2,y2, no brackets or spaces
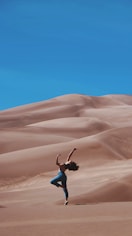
62,175,69,205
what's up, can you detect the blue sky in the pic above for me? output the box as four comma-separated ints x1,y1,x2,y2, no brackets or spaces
0,0,132,110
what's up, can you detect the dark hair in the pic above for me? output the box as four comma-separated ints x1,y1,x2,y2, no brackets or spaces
65,161,79,171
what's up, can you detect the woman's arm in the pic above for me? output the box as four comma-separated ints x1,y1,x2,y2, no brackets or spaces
66,148,77,162
56,154,61,166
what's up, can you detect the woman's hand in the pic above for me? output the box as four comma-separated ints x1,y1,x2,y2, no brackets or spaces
56,153,61,157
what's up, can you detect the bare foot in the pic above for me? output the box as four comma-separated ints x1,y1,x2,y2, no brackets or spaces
64,200,68,205
59,184,64,188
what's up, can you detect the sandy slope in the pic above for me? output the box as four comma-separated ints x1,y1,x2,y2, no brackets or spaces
0,94,132,236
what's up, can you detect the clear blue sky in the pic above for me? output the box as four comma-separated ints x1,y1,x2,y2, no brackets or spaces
0,0,132,110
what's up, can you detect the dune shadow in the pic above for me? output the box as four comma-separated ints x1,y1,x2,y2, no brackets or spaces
0,205,6,208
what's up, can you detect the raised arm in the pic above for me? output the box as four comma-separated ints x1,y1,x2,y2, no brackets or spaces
66,148,77,162
56,154,61,166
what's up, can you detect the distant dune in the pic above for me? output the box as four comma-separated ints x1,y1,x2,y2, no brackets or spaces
0,94,132,236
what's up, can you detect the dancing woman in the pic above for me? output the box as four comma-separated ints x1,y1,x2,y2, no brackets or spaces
50,148,79,205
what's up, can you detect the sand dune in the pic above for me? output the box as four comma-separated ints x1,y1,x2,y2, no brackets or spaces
0,127,75,154
0,94,132,236
70,179,132,204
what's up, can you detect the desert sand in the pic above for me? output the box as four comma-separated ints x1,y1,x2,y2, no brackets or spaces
0,93,132,236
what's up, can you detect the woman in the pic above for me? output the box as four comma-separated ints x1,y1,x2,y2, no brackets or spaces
50,148,79,205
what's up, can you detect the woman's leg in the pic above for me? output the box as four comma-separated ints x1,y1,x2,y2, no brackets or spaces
62,175,69,204
50,172,63,188
50,172,69,205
